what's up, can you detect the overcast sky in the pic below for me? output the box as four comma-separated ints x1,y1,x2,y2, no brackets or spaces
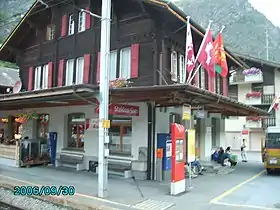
249,0,280,27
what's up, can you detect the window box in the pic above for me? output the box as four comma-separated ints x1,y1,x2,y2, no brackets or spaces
246,92,262,98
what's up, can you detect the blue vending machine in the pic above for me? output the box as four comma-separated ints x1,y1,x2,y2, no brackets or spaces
49,132,57,166
157,133,172,181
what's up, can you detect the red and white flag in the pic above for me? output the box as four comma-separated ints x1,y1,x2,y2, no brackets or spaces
185,17,195,74
268,94,280,113
197,29,215,78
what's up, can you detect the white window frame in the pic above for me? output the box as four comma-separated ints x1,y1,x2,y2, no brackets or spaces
65,59,74,86
109,50,117,81
46,24,55,40
179,54,185,84
42,64,48,89
68,14,75,35
119,47,131,79
34,66,42,90
171,51,178,82
78,11,86,32
76,57,84,84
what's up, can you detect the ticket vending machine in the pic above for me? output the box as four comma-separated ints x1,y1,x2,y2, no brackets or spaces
157,133,172,181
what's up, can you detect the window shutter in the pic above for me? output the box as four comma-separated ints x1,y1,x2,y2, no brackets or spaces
48,62,53,88
85,7,91,30
61,15,68,37
96,52,101,83
58,60,65,86
83,54,91,83
28,67,34,91
222,77,228,96
130,43,139,78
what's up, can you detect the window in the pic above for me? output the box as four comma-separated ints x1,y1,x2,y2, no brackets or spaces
78,11,86,32
179,54,185,84
170,51,178,82
200,66,205,89
36,114,49,140
67,113,85,149
46,24,55,40
65,59,74,86
109,50,117,81
34,66,42,90
76,57,84,84
119,47,131,79
216,75,221,94
68,14,75,35
42,64,48,89
109,117,132,155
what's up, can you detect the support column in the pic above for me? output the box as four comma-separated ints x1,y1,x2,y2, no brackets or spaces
199,117,212,161
216,118,225,148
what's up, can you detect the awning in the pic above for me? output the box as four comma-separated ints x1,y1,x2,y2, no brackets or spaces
95,104,140,116
110,84,269,116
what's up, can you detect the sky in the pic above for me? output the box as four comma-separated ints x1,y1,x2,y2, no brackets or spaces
249,0,280,27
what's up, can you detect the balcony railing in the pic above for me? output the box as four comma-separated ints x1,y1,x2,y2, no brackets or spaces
229,72,263,85
245,94,274,105
262,117,276,128
262,94,274,104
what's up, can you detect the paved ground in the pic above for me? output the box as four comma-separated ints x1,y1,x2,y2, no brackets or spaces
0,151,279,210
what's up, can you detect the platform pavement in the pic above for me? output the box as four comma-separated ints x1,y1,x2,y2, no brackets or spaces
0,157,266,210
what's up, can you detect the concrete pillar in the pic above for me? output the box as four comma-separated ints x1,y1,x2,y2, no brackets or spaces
217,118,225,148
199,117,212,161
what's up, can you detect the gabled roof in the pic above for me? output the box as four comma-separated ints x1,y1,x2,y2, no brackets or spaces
0,66,20,87
0,0,249,70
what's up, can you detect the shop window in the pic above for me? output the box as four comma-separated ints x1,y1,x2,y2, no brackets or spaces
109,117,132,155
76,57,84,84
36,114,49,141
78,11,86,32
119,47,131,79
67,113,85,149
68,14,75,35
65,59,74,86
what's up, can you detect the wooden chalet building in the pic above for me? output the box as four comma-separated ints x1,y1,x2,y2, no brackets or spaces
0,0,266,180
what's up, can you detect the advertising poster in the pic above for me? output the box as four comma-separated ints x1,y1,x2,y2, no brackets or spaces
187,129,196,163
182,105,191,120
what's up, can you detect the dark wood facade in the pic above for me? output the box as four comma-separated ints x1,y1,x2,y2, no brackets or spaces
0,0,241,95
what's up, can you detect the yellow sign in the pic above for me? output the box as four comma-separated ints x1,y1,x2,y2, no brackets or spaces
182,105,191,120
187,129,196,163
102,120,111,128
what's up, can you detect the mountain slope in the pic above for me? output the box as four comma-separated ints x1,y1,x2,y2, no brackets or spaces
174,0,280,63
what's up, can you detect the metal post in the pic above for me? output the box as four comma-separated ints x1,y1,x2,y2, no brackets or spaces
98,0,111,198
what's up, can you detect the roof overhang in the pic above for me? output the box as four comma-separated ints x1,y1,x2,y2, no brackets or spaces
110,84,269,116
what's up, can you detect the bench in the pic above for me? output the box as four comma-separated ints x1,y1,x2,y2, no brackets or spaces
56,152,84,170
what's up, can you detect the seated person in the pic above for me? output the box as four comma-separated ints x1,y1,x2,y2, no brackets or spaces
191,159,204,174
217,147,225,164
211,148,220,162
222,146,237,166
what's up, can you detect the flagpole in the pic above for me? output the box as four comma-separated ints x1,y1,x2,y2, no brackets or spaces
184,16,191,83
219,25,225,34
186,20,213,83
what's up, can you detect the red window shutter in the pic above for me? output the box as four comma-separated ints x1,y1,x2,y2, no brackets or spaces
28,67,34,91
222,77,228,96
96,52,101,83
83,54,91,83
85,7,91,30
58,60,65,86
48,62,53,88
61,15,68,37
130,43,139,78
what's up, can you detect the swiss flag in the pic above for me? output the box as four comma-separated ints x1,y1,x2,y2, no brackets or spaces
197,30,215,78
185,20,195,74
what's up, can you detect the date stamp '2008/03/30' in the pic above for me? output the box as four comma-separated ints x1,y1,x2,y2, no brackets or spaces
14,185,75,196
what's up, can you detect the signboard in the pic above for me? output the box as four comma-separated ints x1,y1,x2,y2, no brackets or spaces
182,104,191,120
96,104,139,116
196,110,205,119
170,123,186,196
187,129,196,163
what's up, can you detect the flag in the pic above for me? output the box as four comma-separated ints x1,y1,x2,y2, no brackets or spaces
197,30,215,78
268,95,280,113
185,18,195,74
213,32,228,78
